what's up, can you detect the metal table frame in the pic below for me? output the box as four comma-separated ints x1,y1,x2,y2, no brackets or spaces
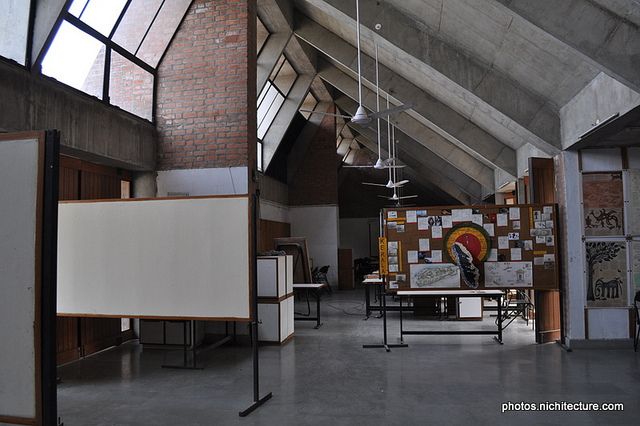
397,290,504,345
293,283,327,329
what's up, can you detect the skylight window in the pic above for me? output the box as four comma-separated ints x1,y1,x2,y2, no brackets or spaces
38,0,192,121
0,1,31,65
257,55,298,139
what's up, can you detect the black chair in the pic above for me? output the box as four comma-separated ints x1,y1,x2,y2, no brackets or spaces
634,290,640,352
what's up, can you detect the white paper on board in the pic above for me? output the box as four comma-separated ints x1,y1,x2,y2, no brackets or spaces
389,264,398,272
546,236,555,246
407,250,418,264
543,206,553,215
432,226,443,238
498,236,509,249
418,217,429,231
388,241,398,250
406,210,417,223
487,249,498,262
441,216,453,228
388,211,397,219
419,238,430,251
430,250,443,263
472,214,483,225
483,223,495,236
536,236,546,244
497,213,508,227
510,248,522,261
452,209,472,222
509,207,521,220
507,232,520,240
534,257,545,266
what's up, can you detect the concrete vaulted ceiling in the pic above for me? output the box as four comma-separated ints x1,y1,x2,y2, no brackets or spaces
257,0,639,197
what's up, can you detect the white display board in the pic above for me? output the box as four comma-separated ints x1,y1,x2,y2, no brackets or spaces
57,196,251,320
0,135,41,422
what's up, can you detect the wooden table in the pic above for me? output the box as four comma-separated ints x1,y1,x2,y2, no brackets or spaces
293,283,327,329
362,277,384,319
396,289,505,344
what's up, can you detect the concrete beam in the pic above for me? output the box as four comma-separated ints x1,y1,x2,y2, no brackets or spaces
294,15,517,175
498,0,640,93
320,64,495,190
294,0,563,152
0,60,155,171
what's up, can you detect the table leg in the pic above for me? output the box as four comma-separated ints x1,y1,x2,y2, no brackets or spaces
496,294,504,345
399,295,404,344
365,284,371,319
315,289,322,329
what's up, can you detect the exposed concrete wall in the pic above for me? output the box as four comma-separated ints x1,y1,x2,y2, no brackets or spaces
560,72,640,149
0,60,156,170
516,144,550,178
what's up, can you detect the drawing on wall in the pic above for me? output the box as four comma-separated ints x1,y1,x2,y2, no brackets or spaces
451,242,480,289
626,170,640,235
410,263,460,289
632,242,640,295
586,242,627,307
582,172,624,236
484,262,533,288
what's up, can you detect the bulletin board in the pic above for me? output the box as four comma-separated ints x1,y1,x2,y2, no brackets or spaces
57,196,251,320
381,205,560,291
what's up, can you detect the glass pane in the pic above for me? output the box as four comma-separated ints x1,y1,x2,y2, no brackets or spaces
257,17,269,55
112,0,164,54
299,91,318,119
42,21,105,99
273,58,297,96
109,50,153,120
269,56,285,80
257,141,263,172
258,92,284,139
257,83,278,127
582,172,624,236
70,0,128,36
585,242,627,308
0,0,30,64
136,0,192,67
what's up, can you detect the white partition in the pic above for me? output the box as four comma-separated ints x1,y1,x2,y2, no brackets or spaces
0,134,42,423
57,196,251,320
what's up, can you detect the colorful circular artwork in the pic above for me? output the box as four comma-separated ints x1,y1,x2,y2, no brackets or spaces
444,223,491,263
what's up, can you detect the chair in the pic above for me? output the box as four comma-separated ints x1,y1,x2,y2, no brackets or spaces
634,290,640,352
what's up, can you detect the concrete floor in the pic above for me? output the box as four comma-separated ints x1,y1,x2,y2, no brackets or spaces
58,290,640,425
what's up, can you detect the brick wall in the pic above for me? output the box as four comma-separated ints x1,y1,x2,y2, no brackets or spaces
289,105,339,205
156,0,256,170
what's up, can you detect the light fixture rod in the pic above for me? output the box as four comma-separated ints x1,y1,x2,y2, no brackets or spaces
356,0,363,107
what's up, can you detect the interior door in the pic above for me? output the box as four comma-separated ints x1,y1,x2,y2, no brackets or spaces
529,157,562,344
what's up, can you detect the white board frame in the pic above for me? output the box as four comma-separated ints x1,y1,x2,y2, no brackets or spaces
0,132,46,425
57,195,252,321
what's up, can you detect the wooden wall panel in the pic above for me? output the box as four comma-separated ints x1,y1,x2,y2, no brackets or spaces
57,155,131,364
259,219,291,253
529,157,562,344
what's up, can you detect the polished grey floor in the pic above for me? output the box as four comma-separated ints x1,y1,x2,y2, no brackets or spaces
58,290,640,425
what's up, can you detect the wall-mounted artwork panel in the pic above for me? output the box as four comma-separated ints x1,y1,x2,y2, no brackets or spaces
582,172,624,236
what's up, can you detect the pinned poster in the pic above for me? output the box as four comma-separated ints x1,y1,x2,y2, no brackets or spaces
407,250,418,264
472,214,483,225
509,207,521,220
510,248,522,261
452,209,472,222
498,236,509,249
432,226,443,239
483,223,495,237
487,249,498,262
418,217,429,231
388,211,398,219
419,238,430,252
497,213,508,227
441,215,453,229
430,250,443,263
406,210,417,223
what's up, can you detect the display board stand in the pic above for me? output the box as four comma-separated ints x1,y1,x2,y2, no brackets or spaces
362,280,408,352
239,192,272,417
